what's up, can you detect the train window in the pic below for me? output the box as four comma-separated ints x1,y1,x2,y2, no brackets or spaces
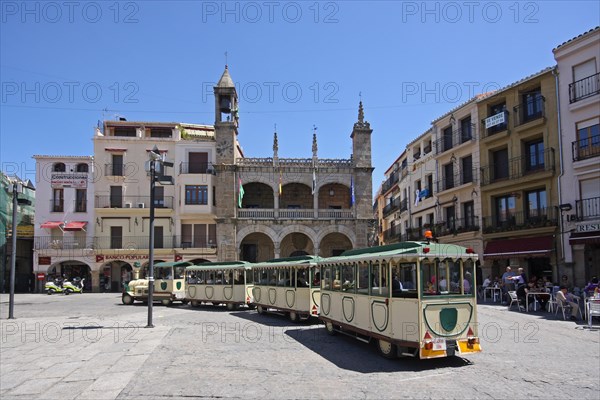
296,267,309,287
311,267,320,287
321,266,332,290
243,269,252,284
357,263,369,294
371,261,389,297
463,260,474,295
447,261,461,294
333,265,342,291
174,266,185,279
278,268,290,287
422,261,436,294
392,263,417,297
341,264,355,293
206,272,216,284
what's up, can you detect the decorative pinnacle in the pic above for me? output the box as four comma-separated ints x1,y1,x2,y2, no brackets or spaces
273,128,279,155
358,101,364,124
312,127,318,157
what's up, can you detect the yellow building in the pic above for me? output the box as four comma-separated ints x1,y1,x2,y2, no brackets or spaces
478,67,560,281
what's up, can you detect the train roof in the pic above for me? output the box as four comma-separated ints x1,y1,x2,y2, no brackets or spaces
186,261,249,271
250,257,320,269
154,261,194,268
319,242,477,265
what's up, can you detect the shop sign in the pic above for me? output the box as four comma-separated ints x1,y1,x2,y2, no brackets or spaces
39,256,51,265
51,173,88,189
576,223,600,233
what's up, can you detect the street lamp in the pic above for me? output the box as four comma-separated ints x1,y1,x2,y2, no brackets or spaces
7,179,32,319
145,146,174,328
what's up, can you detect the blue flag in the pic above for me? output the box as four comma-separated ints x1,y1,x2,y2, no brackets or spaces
350,177,355,206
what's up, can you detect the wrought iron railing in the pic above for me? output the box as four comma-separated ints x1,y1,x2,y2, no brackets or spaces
179,162,215,174
569,72,600,103
482,208,558,234
435,125,476,154
513,95,545,126
481,111,509,138
382,170,400,193
95,196,174,209
576,197,600,221
480,148,555,186
236,208,354,220
572,138,600,161
434,217,480,236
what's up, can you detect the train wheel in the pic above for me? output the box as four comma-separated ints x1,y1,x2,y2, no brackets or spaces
256,305,265,315
122,293,134,305
191,300,200,307
161,299,173,306
289,311,298,323
181,300,189,305
226,303,237,311
377,339,397,359
325,321,336,336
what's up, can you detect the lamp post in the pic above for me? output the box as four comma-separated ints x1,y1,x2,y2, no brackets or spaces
8,180,32,319
145,146,174,328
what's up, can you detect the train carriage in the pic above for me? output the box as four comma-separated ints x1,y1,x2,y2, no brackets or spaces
251,256,321,322
317,240,481,359
122,261,191,306
185,261,253,310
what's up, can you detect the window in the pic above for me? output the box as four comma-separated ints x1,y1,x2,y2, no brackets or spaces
150,127,172,138
495,195,517,226
460,117,472,143
154,186,165,207
492,148,509,181
110,186,122,208
526,189,547,219
392,263,417,297
341,264,355,293
445,206,456,231
461,155,473,184
154,226,164,249
114,126,136,137
76,163,88,172
488,103,507,133
426,174,433,197
185,185,208,205
75,189,86,212
571,59,598,102
525,140,545,171
444,163,454,190
443,126,453,151
577,122,600,160
112,154,124,176
110,226,122,249
522,89,543,122
463,201,475,228
53,163,65,172
188,152,208,173
52,189,64,212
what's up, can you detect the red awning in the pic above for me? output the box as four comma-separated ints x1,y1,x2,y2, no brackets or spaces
569,231,600,245
41,221,63,229
484,236,554,259
63,221,88,231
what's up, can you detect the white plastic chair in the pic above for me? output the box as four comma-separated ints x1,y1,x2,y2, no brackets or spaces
508,291,522,312
547,291,557,313
588,301,600,328
555,297,572,320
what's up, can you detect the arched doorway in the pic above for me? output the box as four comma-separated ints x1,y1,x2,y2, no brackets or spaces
280,233,314,258
319,232,352,257
100,260,133,292
47,261,92,291
239,233,274,262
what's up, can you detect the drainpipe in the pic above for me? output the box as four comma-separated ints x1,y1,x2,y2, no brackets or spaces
552,67,564,283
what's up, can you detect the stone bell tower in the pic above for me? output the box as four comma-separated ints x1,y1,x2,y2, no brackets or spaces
213,66,239,260
351,101,374,247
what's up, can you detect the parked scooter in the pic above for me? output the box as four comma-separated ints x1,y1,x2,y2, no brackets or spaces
63,277,85,295
45,278,65,295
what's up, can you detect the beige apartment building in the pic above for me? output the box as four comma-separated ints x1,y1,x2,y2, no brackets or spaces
478,67,560,281
554,27,600,286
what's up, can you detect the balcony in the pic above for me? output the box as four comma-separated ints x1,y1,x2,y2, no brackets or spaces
383,225,402,242
572,138,600,161
383,197,407,217
569,72,600,103
34,236,219,251
513,95,545,127
179,162,215,174
435,126,476,154
381,170,400,193
480,148,555,186
434,217,480,237
576,197,600,221
436,169,477,193
481,111,509,139
95,196,174,209
482,208,558,234
236,208,354,220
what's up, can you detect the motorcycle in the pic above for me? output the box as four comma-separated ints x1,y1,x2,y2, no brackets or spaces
63,277,85,295
45,278,65,295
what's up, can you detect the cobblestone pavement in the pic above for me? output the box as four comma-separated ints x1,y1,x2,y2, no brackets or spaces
1,294,599,399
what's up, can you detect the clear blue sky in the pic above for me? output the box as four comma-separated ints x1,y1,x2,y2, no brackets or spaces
1,1,599,190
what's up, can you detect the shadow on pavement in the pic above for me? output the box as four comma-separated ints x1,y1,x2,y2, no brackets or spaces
284,327,474,373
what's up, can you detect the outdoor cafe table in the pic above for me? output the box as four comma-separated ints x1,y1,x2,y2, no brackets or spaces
526,291,550,312
484,286,502,303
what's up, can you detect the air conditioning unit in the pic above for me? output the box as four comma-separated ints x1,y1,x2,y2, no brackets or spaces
124,202,132,208
137,202,145,208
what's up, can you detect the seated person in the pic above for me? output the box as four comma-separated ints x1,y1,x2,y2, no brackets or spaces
312,272,321,286
556,285,582,320
438,277,447,291
482,275,491,288
584,277,599,297
392,275,403,291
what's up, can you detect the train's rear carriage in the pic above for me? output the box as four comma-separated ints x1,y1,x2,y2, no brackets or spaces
318,241,481,359
185,261,252,310
250,255,320,322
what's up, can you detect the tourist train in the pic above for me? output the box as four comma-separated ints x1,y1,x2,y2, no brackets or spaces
121,237,481,359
